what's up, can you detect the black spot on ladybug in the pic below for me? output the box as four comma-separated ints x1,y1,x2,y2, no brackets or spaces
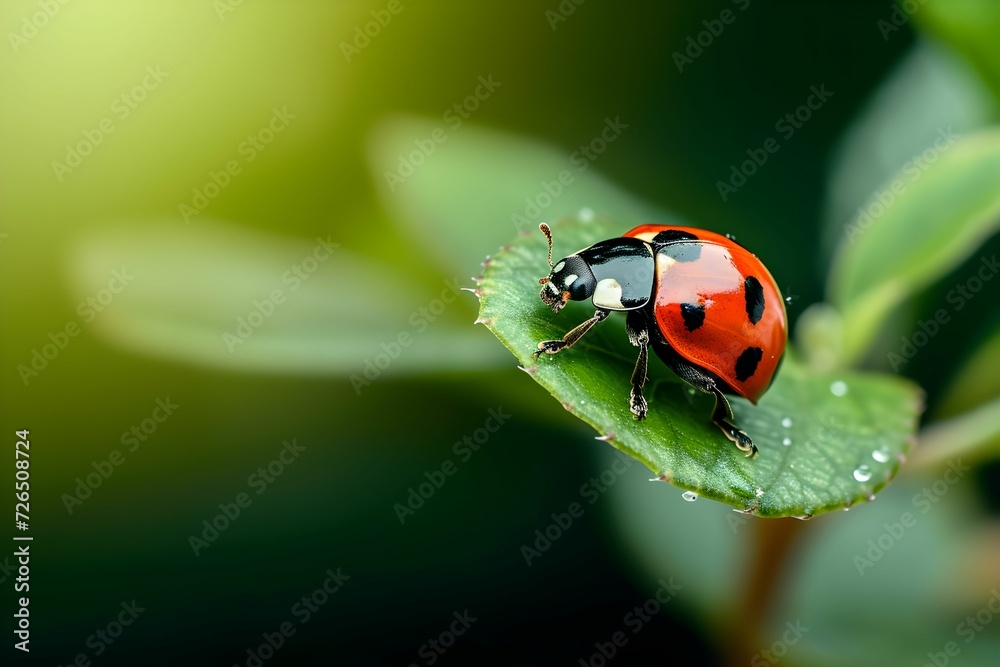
734,346,763,382
680,303,705,331
653,229,699,244
660,242,702,263
744,276,765,324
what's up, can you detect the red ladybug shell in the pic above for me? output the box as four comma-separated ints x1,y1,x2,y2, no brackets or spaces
623,225,787,404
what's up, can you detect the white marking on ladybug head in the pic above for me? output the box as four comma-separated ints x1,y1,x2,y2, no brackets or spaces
656,255,677,278
547,280,560,295
593,278,624,310
563,274,578,287
553,260,566,273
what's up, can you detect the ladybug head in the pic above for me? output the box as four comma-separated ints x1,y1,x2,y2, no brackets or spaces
538,223,595,314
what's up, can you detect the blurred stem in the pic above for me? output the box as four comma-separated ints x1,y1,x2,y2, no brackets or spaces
724,518,808,667
910,394,1000,470
794,303,846,373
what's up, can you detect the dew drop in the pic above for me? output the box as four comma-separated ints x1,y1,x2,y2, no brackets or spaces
872,446,890,463
681,491,698,502
781,417,793,428
830,380,848,397
853,464,872,482
782,437,792,446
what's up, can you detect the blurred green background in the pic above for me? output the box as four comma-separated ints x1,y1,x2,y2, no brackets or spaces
3,1,1000,665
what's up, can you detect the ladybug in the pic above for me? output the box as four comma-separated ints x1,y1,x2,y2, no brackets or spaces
534,223,787,457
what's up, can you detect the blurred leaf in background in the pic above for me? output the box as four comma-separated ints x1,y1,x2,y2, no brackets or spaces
3,1,1000,666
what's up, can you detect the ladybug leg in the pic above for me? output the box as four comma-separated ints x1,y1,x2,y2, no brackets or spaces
625,311,650,420
533,309,609,358
706,388,757,458
656,350,758,457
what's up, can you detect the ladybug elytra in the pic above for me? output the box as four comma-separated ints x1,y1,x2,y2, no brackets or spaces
534,223,787,457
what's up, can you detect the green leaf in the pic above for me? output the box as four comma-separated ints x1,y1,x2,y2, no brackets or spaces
605,428,998,665
912,395,1000,469
912,323,1000,467
367,115,671,278
937,322,1000,416
820,40,995,260
69,219,506,375
828,129,1000,363
476,214,922,518
918,0,1000,104
771,476,999,667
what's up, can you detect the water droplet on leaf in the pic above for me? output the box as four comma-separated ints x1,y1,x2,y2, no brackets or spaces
853,464,872,482
872,446,890,463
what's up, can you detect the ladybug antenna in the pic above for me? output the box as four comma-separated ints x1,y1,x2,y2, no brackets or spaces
539,223,555,270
